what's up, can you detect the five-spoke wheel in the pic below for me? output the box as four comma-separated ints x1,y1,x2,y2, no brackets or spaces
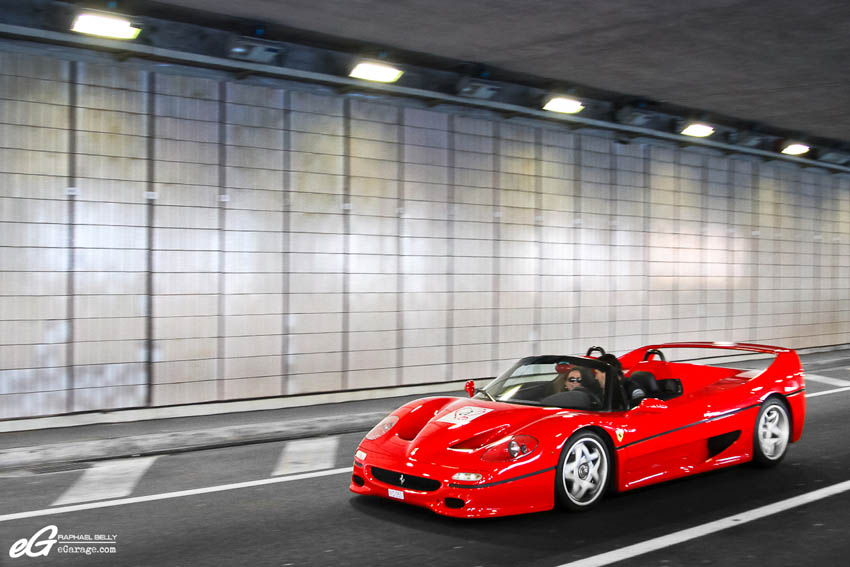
556,431,610,511
753,398,790,466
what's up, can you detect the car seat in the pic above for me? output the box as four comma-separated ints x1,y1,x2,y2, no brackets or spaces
626,370,659,403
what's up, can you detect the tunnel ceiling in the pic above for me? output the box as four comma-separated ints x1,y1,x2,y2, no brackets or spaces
130,0,850,146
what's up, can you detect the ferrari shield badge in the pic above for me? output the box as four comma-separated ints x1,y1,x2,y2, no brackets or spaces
436,406,493,425
616,428,625,442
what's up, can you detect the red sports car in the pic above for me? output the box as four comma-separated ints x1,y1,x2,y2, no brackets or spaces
349,342,806,518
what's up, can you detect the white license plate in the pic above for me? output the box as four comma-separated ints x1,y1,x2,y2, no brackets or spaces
388,488,404,500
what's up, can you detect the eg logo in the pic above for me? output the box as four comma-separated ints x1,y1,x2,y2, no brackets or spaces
9,525,58,558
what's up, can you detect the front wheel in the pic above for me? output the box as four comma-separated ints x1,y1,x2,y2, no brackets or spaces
753,398,791,466
556,431,610,511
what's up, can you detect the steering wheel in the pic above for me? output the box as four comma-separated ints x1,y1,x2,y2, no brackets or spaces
586,346,606,357
643,348,666,362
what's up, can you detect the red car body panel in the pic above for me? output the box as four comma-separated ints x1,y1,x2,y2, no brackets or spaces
350,342,806,518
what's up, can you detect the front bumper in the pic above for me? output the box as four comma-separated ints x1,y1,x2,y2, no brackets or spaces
348,451,555,518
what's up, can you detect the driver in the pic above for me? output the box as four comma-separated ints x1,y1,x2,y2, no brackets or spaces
563,368,583,390
563,366,603,406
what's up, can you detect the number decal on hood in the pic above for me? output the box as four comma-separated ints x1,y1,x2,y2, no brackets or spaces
436,406,493,425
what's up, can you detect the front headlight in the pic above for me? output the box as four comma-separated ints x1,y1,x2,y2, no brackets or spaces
481,435,538,462
365,414,399,440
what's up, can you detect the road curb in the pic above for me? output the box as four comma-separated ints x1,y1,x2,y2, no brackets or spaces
0,411,385,472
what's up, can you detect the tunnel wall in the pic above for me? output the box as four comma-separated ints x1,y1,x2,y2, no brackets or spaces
1,44,849,418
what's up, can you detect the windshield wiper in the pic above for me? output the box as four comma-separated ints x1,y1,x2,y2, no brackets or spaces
503,399,545,406
476,388,497,402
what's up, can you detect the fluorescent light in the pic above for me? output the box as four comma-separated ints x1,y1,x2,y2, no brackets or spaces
542,96,584,114
72,13,141,40
781,143,810,156
349,61,404,83
681,123,715,137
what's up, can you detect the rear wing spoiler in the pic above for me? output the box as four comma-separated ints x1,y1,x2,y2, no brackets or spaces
619,342,802,374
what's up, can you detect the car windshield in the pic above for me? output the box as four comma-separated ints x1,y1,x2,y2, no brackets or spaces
475,355,613,411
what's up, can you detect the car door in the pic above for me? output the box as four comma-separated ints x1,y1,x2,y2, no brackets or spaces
616,391,715,490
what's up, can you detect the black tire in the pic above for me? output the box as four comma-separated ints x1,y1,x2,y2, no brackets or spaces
556,430,611,511
753,398,791,467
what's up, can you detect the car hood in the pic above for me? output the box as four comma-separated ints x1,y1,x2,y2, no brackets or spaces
391,397,554,461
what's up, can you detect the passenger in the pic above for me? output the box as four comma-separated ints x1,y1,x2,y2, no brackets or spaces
594,353,623,390
577,366,603,402
598,353,622,372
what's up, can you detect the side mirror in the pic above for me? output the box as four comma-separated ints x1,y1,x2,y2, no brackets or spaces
465,380,476,398
636,398,668,413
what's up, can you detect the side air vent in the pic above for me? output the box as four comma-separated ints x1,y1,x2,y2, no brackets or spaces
707,430,741,459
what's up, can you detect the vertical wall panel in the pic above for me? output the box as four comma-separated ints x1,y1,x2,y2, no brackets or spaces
1,44,850,418
400,107,450,384
286,91,345,394
610,140,648,353
72,61,148,411
344,99,400,388
837,177,850,341
539,128,576,355
221,82,285,399
450,117,496,379
151,73,221,406
647,145,676,344
0,51,69,418
577,132,615,348
674,148,708,343
730,159,756,339
496,123,538,369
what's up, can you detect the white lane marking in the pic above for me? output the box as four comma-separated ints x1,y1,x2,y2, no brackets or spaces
558,478,850,567
1,385,848,524
273,436,339,476
807,385,850,398
805,373,850,387
51,456,158,506
0,467,351,523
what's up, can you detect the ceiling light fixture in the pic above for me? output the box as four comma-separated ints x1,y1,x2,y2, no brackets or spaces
542,96,584,114
349,60,404,83
781,142,810,156
71,13,141,40
680,123,715,137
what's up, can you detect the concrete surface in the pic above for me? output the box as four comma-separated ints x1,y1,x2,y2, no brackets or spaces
146,0,850,142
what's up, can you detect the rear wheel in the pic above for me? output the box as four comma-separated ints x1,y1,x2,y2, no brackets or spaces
556,431,610,511
753,398,790,466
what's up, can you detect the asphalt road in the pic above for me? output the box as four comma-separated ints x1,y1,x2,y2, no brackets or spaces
1,364,849,566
